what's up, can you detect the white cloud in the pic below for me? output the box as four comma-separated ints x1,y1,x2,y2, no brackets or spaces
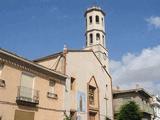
146,16,160,29
110,45,160,95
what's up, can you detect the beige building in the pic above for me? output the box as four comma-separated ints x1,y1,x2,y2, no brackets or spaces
34,6,114,120
113,88,154,120
0,48,68,120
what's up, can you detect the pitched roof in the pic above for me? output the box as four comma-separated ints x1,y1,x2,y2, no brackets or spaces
113,88,152,98
33,49,93,62
33,49,112,79
34,52,63,62
0,48,67,80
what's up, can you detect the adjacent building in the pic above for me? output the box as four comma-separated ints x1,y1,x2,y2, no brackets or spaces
0,49,68,120
151,96,160,120
113,88,153,120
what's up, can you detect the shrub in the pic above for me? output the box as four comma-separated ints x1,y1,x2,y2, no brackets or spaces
117,101,142,120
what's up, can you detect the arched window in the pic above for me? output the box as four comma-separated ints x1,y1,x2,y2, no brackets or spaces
101,17,104,26
89,34,93,44
86,18,87,27
89,16,92,24
96,15,99,24
102,35,104,45
96,33,100,41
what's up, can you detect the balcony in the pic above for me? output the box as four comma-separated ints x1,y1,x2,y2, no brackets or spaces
16,86,39,106
138,102,153,115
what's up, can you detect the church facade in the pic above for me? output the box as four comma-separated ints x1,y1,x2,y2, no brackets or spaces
34,6,114,120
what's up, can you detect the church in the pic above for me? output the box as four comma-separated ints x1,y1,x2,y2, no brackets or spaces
0,6,113,120
34,6,114,120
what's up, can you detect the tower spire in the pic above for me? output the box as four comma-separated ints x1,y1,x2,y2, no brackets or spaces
84,6,109,71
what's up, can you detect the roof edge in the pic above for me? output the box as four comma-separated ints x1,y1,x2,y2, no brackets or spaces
113,88,152,98
0,48,67,79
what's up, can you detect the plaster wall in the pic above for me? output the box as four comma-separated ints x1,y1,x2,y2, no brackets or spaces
66,51,113,120
0,63,66,120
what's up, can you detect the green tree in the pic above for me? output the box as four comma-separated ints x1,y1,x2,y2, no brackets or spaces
63,112,71,120
117,101,142,120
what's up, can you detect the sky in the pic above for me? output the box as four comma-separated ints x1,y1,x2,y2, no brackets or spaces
0,0,160,95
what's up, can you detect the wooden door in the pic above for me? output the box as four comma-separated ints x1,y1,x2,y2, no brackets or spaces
89,112,96,120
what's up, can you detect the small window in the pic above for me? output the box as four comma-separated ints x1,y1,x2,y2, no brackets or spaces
71,77,75,90
89,16,92,24
96,15,99,24
89,34,93,44
102,17,104,26
49,80,55,93
89,86,96,105
96,33,100,41
48,80,57,99
102,35,105,45
0,79,5,87
86,18,87,27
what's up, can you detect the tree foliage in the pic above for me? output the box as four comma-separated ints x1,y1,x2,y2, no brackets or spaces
63,112,71,120
117,101,142,120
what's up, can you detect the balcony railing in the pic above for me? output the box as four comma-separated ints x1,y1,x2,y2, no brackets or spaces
16,86,39,106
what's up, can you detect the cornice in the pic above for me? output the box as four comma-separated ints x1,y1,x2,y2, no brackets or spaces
85,29,106,35
84,8,105,17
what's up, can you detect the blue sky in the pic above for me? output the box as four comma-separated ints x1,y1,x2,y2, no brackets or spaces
0,0,159,60
1,0,160,94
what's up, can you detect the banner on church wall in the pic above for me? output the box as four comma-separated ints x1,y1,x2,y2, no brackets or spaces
77,91,86,112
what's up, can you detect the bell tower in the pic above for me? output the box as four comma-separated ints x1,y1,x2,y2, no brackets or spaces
85,6,106,47
84,6,109,71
